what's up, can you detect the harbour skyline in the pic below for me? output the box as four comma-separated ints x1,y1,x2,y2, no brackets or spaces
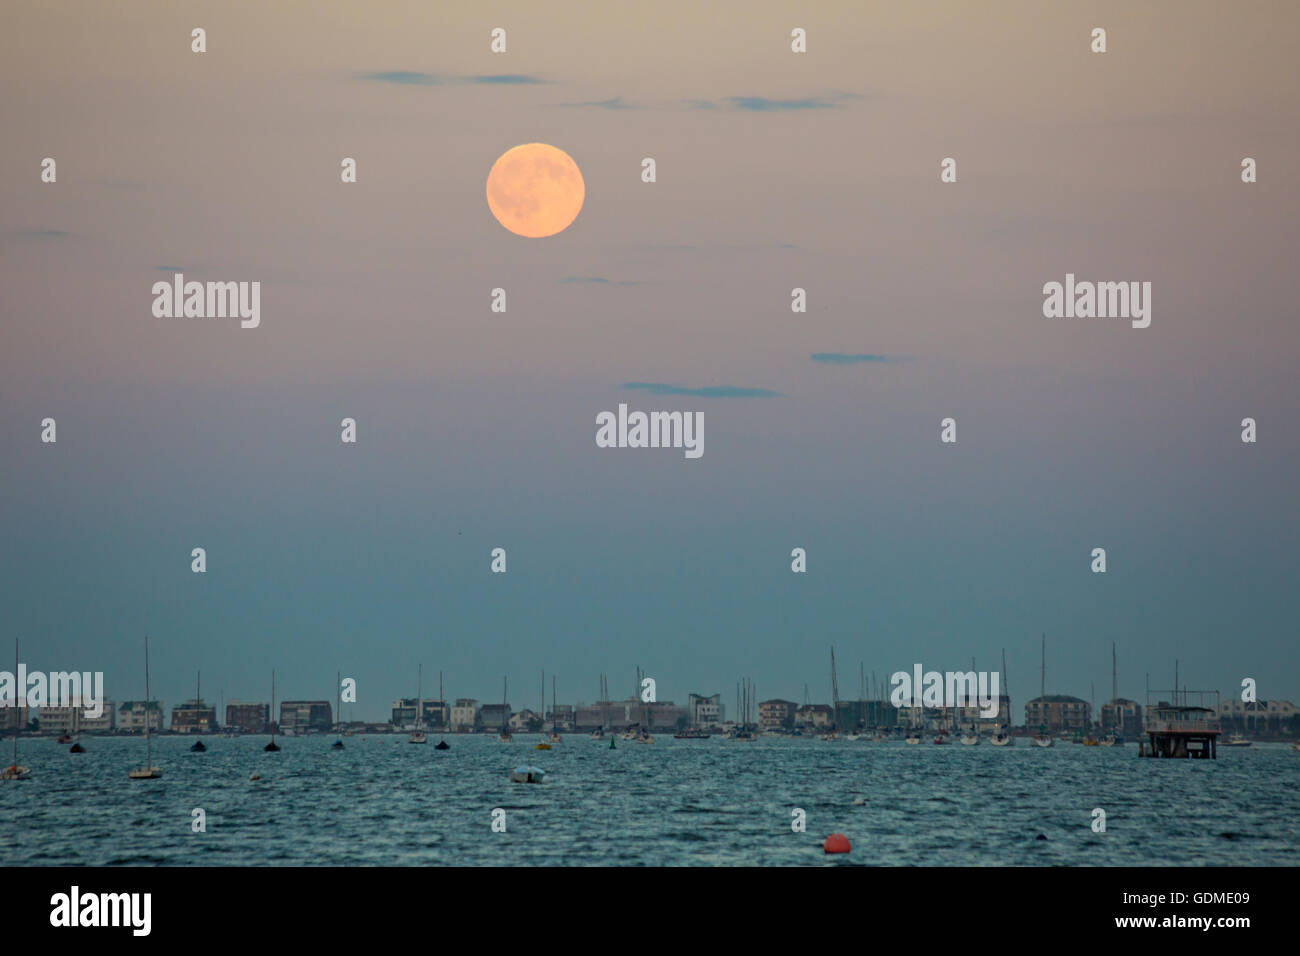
3,4,1297,759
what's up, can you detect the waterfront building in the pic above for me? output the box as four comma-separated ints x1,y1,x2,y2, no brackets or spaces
545,703,574,731
758,699,798,731
170,698,218,733
955,694,1012,730
1101,698,1143,737
480,702,510,731
4,705,32,731
509,708,541,732
119,700,163,732
795,703,833,730
687,693,723,728
391,697,449,730
279,700,332,734
1216,698,1298,736
450,698,479,731
225,701,269,733
38,698,116,734
1025,694,1090,732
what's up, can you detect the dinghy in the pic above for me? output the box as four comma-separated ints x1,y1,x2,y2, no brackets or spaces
510,765,546,784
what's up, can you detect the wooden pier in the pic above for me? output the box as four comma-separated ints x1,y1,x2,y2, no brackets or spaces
1139,689,1220,759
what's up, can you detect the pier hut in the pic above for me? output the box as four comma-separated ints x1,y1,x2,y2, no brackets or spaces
1140,690,1220,759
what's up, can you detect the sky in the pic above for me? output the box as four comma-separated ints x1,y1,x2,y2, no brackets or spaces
1,1,1298,720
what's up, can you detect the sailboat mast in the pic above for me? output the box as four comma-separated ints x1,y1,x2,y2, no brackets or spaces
1040,634,1046,700
336,670,341,733
196,670,201,734
1112,642,1118,705
1001,648,1009,729
12,638,19,766
144,636,152,766
417,663,423,729
271,669,276,741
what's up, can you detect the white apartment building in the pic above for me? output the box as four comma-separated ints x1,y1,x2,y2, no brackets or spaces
39,698,116,734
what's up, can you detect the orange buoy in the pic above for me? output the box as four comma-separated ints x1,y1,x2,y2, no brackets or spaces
823,833,851,854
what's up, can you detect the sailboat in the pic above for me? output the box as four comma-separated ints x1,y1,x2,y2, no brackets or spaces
409,664,428,744
190,671,207,751
1100,643,1123,746
264,670,281,752
549,675,561,743
69,697,86,753
1032,634,1054,747
128,636,163,779
434,671,449,749
821,649,841,741
634,666,654,743
331,670,344,749
904,712,925,743
536,670,552,749
3,638,32,780
958,657,980,744
990,648,1014,746
497,677,512,742
590,673,607,739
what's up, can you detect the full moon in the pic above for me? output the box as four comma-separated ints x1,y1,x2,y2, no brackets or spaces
486,143,585,238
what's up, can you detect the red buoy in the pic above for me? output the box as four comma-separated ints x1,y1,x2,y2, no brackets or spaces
823,833,851,854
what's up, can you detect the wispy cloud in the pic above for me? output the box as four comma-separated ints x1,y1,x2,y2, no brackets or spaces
621,382,781,399
10,229,69,239
810,353,899,365
562,276,657,286
364,71,440,85
361,72,545,86
689,93,858,112
466,74,543,85
561,96,637,110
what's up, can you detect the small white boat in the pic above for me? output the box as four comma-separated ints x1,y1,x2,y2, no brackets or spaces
409,731,428,744
1099,733,1120,747
845,733,861,741
990,732,1014,746
904,735,922,745
959,733,980,746
509,765,546,784
589,727,605,740
1225,733,1252,747
1033,734,1054,748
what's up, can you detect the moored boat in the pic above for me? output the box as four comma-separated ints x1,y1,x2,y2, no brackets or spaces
129,636,163,779
509,765,546,784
